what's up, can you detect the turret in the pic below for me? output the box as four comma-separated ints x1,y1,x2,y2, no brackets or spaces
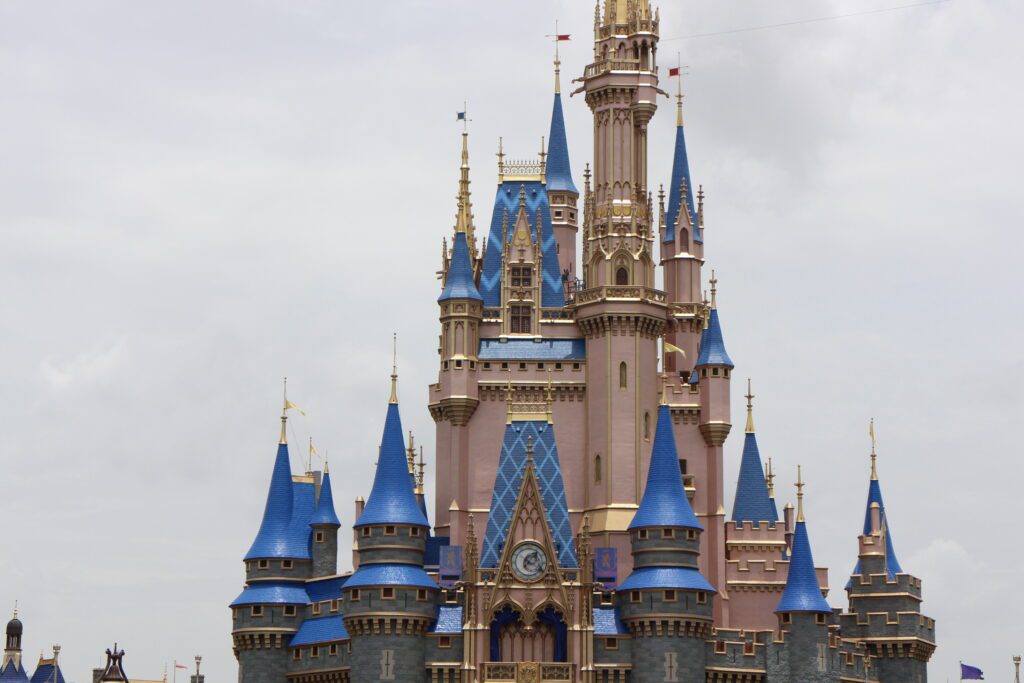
619,396,715,683
546,44,580,286
1,611,27,683
773,468,834,681
840,425,935,681
310,463,340,578
344,371,437,683
231,390,314,683
730,380,777,526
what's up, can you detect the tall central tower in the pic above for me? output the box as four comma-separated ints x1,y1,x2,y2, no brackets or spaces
577,0,666,579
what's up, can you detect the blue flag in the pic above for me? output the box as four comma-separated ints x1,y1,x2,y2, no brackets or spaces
961,663,984,680
456,112,466,121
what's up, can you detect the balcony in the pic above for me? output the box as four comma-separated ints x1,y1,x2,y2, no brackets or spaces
482,662,572,683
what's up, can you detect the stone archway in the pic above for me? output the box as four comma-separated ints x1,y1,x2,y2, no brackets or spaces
489,605,567,663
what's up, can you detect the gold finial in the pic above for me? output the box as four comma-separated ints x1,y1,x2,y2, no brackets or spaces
795,465,805,522
416,446,425,493
323,458,329,475
505,369,514,424
525,435,534,469
308,436,314,474
496,137,505,182
869,418,878,481
745,378,755,433
389,333,398,404
766,457,775,498
659,371,668,406
697,185,705,228
539,135,547,179
12,601,17,620
455,124,473,237
552,21,563,94
545,369,554,423
407,431,416,475
709,269,718,309
674,55,687,127
280,376,288,444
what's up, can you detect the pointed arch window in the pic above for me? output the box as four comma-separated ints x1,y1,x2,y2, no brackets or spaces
644,411,650,440
616,267,629,285
619,362,628,389
595,454,602,483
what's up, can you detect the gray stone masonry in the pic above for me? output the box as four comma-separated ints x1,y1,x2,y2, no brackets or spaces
355,525,427,566
311,524,339,578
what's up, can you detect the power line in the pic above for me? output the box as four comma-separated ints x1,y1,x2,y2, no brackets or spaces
661,0,952,42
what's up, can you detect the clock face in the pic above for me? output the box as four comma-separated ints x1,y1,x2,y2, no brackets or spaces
511,542,548,582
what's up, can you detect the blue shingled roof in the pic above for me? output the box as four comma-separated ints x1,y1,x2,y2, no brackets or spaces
481,420,577,568
343,564,438,589
630,404,702,530
289,616,349,645
439,231,482,302
478,338,585,361
776,520,831,614
546,93,577,194
430,605,463,634
246,442,312,560
480,181,565,308
663,119,700,244
0,662,28,683
850,477,904,582
231,582,310,606
311,471,341,527
695,309,733,368
618,567,717,592
731,433,778,525
30,662,64,683
593,607,628,635
355,402,429,528
305,575,347,603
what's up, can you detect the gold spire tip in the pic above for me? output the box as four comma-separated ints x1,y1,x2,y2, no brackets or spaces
279,376,288,444
389,333,398,404
744,378,755,432
709,269,718,309
795,465,805,522
869,417,878,480
766,457,775,498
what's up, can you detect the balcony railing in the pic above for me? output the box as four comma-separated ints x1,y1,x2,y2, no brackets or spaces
482,662,572,683
572,285,666,306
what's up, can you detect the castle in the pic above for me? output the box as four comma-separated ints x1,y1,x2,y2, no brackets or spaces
230,2,936,681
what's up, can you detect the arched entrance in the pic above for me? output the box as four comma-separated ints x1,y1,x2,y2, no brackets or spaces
489,605,567,663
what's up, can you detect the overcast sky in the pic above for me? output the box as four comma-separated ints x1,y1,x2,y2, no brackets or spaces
1,0,1021,681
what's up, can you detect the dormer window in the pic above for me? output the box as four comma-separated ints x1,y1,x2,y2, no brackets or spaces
511,266,532,288
510,305,532,333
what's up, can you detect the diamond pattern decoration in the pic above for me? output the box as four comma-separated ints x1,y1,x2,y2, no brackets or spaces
481,421,577,568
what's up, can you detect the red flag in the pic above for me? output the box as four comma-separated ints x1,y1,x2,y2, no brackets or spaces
557,34,571,41
669,67,681,77
175,665,188,670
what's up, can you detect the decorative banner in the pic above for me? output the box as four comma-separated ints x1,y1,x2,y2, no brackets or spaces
439,545,463,587
594,547,617,588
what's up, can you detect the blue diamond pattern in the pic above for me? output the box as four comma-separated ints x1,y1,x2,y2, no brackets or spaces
481,421,577,568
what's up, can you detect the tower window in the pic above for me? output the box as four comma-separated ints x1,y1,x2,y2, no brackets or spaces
638,529,648,540
410,526,421,537
331,599,339,612
616,267,629,285
679,458,687,475
510,305,532,333
554,210,563,219
619,362,627,389
312,603,321,615
511,266,533,287
329,644,338,656
594,454,602,483
604,638,618,650
315,530,325,543
257,559,269,570
251,605,263,617
384,525,396,536
283,605,296,617
630,591,641,603
282,560,293,570
417,589,428,601
381,587,395,599
664,590,677,601
644,411,650,440
697,591,707,604
292,650,301,661
350,589,360,601
310,646,319,658
662,528,675,539
439,636,452,648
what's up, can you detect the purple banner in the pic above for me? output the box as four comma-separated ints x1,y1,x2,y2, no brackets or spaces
439,545,463,587
595,547,617,587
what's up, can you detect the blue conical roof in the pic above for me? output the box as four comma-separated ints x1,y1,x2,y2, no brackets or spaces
664,119,700,244
695,309,734,368
731,433,778,525
439,231,482,302
849,477,903,581
311,470,341,527
546,93,577,194
776,519,832,614
355,402,429,528
629,404,702,530
0,661,28,683
246,441,311,560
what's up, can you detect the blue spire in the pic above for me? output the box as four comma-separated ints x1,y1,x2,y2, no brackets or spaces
246,437,308,560
439,231,482,302
663,107,700,244
695,309,734,368
355,400,429,528
850,471,904,581
546,93,577,194
311,469,341,527
776,473,831,614
629,404,702,530
732,434,778,525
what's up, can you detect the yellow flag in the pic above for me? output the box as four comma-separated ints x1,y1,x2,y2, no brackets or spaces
664,341,687,358
285,399,306,416
310,440,318,457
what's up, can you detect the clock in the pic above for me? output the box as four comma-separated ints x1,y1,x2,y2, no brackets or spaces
511,542,548,583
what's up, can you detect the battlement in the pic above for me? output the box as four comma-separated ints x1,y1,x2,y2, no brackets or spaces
847,570,922,600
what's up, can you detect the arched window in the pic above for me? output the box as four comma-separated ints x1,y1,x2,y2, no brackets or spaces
616,267,629,285
644,411,650,440
595,454,602,483
619,362,628,389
